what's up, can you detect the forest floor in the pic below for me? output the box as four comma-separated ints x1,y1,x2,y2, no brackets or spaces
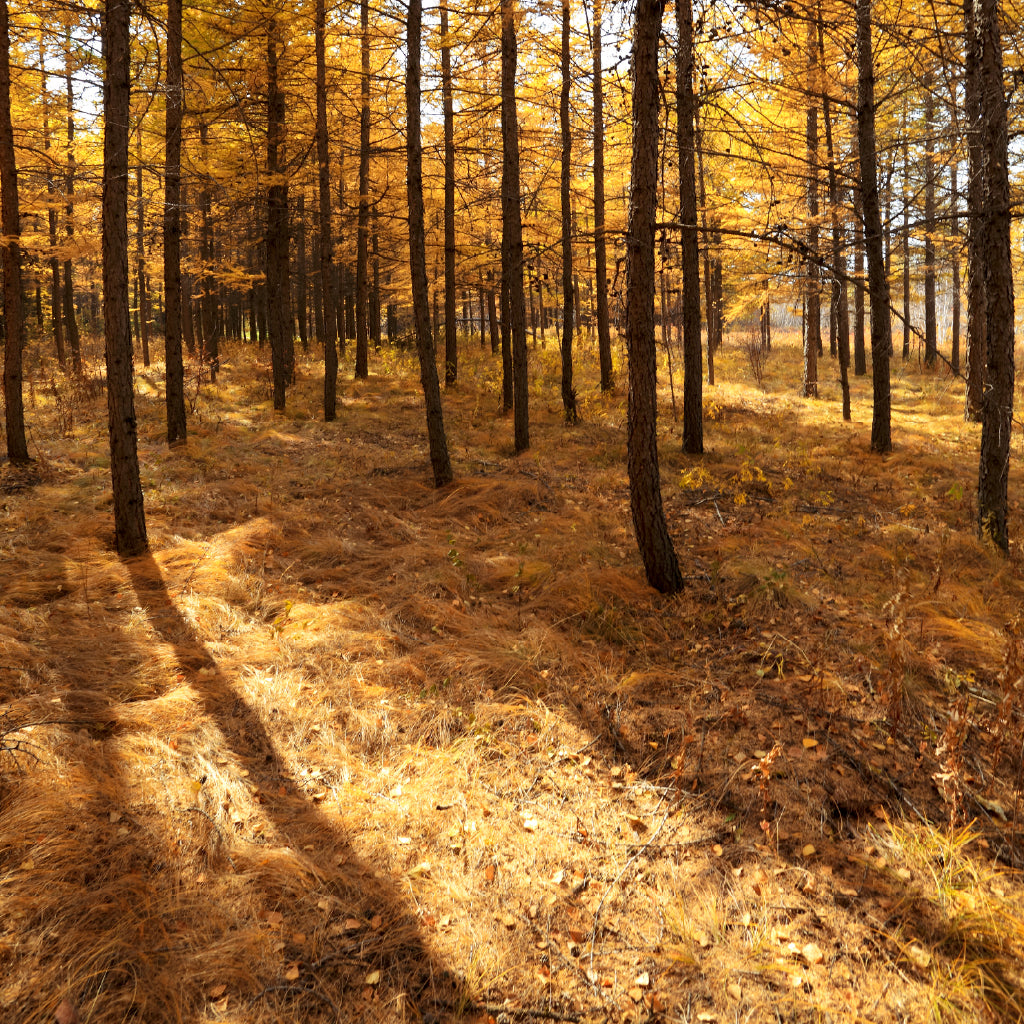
1,328,1024,1024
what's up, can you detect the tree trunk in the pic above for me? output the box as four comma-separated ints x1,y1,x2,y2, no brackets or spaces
856,0,892,453
266,21,290,408
626,0,682,594
950,161,960,375
102,0,147,555
405,0,453,486
592,0,613,390
0,0,26,462
677,0,702,452
974,0,1014,550
803,16,820,398
964,0,986,421
135,132,151,367
40,35,65,367
164,0,186,445
295,191,308,353
64,28,81,373
559,0,578,424
315,0,337,420
901,110,910,360
354,0,371,380
441,0,457,385
923,74,936,368
199,123,218,381
502,0,528,452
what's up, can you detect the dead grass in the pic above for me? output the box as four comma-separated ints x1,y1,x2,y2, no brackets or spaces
2,329,1024,1023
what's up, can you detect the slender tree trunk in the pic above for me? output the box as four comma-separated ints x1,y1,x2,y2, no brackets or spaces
923,74,937,367
0,0,26,462
63,29,80,373
295,191,308,353
592,0,613,390
803,16,820,398
821,30,850,421
964,0,986,420
975,0,1014,550
856,0,892,453
500,273,513,412
266,21,290,408
354,0,371,379
164,0,186,445
901,112,911,360
677,0,702,452
135,132,151,367
405,0,453,486
853,174,866,375
559,0,578,424
371,210,380,351
102,0,147,555
626,0,682,594
950,160,960,375
502,0,528,452
199,123,218,381
315,0,337,420
41,36,65,368
441,0,457,385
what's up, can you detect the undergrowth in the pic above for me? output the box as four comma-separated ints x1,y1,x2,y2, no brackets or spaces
1,329,1023,1024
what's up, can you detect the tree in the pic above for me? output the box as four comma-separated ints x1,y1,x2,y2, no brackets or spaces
592,0,612,392
354,0,371,381
316,0,338,421
974,0,1014,550
626,0,683,594
405,0,454,487
558,0,578,424
676,0,701,454
856,0,892,454
266,17,290,409
103,0,148,556
0,0,27,463
441,0,457,387
164,0,187,446
802,15,819,398
501,0,528,453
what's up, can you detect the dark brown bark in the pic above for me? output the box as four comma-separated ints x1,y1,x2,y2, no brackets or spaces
974,0,1014,550
40,35,65,367
626,0,682,594
950,161,960,375
901,112,910,360
852,175,866,375
0,0,26,462
502,0,528,452
559,0,578,424
295,191,308,353
354,0,370,380
315,0,337,420
441,0,457,385
676,0,702,452
923,75,937,367
856,0,892,453
164,0,186,445
135,132,151,368
803,16,819,398
964,0,985,421
63,28,80,373
199,123,218,381
103,0,147,555
266,21,289,408
405,0,453,486
592,0,612,391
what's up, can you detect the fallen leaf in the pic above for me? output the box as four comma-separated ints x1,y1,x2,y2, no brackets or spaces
522,818,539,832
634,972,650,987
317,898,331,912
284,963,300,982
54,999,80,1024
802,737,819,749
802,942,824,965
727,982,742,1000
206,983,227,999
802,844,816,857
406,862,431,878
628,987,644,1002
370,914,383,930
907,944,931,969
625,815,648,834
365,969,381,986
485,863,496,883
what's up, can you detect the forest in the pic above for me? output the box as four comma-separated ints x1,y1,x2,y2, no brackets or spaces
0,0,1023,1020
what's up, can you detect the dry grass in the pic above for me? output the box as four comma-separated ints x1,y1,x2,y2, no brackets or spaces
2,329,1024,1024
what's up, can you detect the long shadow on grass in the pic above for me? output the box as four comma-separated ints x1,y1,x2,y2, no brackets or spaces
122,551,463,1021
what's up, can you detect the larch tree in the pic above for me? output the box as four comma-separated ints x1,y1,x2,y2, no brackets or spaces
558,0,578,424
592,0,613,391
405,0,454,487
626,0,683,594
164,0,187,445
316,0,338,420
973,0,1014,550
354,0,371,381
0,0,27,463
103,0,148,556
